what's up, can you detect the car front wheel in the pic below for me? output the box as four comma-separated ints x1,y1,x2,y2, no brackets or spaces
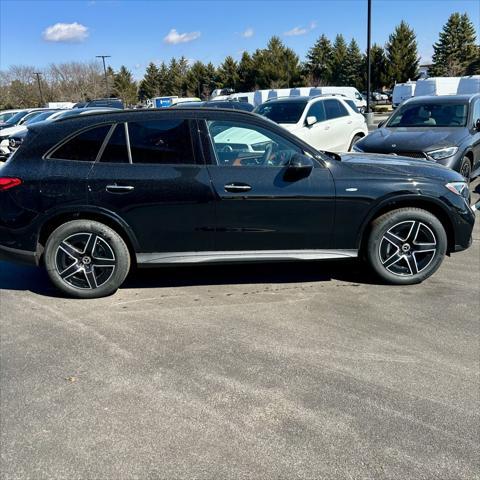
459,156,471,181
44,220,131,298
367,208,447,285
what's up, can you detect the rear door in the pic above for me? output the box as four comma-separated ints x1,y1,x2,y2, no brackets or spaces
303,100,336,151
323,98,352,152
87,118,215,256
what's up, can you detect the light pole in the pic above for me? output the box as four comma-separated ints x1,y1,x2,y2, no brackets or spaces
366,0,374,125
33,72,44,106
96,55,111,97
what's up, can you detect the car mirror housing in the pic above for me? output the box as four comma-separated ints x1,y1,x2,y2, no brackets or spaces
306,116,317,127
285,153,314,180
475,118,480,132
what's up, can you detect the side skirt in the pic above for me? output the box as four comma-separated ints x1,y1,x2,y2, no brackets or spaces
136,249,358,266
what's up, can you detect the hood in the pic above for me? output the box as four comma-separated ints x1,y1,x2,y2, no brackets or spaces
0,125,26,138
338,152,465,183
359,126,468,153
279,123,301,133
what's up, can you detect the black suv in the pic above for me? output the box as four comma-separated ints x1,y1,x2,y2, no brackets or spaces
354,94,480,179
0,109,475,298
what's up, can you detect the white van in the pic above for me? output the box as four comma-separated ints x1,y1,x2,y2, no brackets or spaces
457,76,480,94
314,86,366,112
414,77,461,97
392,82,416,108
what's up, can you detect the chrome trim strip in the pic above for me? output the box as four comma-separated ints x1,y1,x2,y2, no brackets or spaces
137,249,358,265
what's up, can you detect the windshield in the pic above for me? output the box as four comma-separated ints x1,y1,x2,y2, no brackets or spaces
255,101,307,124
387,102,468,127
3,110,31,126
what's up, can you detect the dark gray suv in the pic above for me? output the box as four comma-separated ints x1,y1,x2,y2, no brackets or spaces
354,94,480,179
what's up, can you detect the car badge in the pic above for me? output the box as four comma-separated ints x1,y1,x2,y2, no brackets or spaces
391,144,397,148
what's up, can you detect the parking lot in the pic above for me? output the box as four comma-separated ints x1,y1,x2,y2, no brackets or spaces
0,180,478,479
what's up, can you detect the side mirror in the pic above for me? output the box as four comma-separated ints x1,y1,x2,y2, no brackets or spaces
306,115,317,127
475,118,480,132
378,120,386,128
285,153,314,179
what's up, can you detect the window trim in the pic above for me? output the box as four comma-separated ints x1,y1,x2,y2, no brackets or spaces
44,123,114,162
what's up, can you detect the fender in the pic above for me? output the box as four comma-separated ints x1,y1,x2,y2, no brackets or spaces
37,204,141,252
355,192,456,250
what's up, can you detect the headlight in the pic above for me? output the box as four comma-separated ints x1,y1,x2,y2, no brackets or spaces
445,181,469,199
427,146,458,160
352,144,364,152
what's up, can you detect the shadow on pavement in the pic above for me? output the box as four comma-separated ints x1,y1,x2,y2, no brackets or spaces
0,258,380,298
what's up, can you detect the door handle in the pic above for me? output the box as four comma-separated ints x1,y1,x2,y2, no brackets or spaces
224,183,252,193
106,184,135,193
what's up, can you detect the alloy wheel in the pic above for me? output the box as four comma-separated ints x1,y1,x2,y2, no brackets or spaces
55,232,116,289
378,220,437,277
460,158,471,180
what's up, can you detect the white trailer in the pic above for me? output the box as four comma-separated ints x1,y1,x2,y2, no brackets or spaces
414,77,461,97
457,76,480,94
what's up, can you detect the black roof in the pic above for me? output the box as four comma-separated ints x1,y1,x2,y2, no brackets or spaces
405,94,480,105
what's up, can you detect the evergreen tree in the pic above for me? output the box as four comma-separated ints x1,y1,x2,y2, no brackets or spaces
138,62,160,100
366,44,387,91
237,51,256,91
217,56,239,90
344,38,364,89
385,21,419,85
165,58,184,96
253,36,302,89
305,34,333,86
331,34,349,85
466,46,480,75
105,66,116,97
430,12,478,76
112,66,137,106
185,61,207,98
157,62,169,95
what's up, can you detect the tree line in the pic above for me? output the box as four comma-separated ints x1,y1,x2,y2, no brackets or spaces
0,12,478,109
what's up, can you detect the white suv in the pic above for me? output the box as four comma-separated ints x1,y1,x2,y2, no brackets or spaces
254,95,368,152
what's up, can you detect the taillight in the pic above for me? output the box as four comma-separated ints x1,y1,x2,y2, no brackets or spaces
0,177,22,191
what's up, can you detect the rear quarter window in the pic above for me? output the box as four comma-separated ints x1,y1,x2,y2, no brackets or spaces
49,124,111,162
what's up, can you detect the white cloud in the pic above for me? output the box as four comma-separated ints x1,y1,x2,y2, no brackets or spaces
284,21,317,37
241,27,254,38
43,22,89,42
163,28,201,45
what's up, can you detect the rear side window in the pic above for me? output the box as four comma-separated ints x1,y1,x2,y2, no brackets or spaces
100,123,130,163
324,99,349,120
128,120,195,164
50,125,111,162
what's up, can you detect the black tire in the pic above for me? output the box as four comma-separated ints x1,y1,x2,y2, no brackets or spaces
349,134,363,151
44,220,130,299
459,156,472,181
367,208,447,285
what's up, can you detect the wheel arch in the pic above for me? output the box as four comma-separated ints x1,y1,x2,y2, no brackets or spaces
357,196,456,255
37,207,139,265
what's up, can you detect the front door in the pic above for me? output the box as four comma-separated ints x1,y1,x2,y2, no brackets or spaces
87,119,215,255
202,119,335,252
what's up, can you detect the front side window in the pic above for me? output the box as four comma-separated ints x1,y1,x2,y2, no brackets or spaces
49,124,111,162
472,100,480,123
387,102,468,127
128,119,195,164
306,101,326,123
324,99,349,120
207,120,302,167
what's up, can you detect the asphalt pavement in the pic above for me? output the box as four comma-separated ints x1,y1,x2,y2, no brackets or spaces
1,181,479,480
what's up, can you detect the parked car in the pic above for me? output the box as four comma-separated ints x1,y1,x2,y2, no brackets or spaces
254,95,368,152
0,108,474,298
0,108,47,131
0,109,23,124
73,98,124,109
353,94,480,179
175,100,254,112
0,108,116,160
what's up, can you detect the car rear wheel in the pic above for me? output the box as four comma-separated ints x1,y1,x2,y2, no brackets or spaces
44,220,130,298
367,208,447,285
459,156,471,181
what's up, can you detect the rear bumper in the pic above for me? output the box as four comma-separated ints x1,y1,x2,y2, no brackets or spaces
0,244,38,266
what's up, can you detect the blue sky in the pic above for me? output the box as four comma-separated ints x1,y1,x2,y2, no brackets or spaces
1,0,479,79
